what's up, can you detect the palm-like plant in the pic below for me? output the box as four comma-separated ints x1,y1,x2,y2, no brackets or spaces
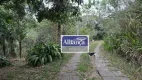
0,55,11,68
26,42,63,67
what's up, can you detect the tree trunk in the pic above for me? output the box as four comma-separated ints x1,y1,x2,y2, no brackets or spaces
62,26,65,35
19,39,22,58
2,35,6,56
57,23,61,43
17,20,22,58
10,39,16,57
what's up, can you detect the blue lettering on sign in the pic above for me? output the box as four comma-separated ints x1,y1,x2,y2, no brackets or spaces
62,36,88,46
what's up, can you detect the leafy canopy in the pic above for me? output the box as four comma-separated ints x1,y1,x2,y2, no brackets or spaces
27,0,83,23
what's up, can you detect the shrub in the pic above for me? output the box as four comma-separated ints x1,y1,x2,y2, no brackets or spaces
0,56,11,68
26,42,63,67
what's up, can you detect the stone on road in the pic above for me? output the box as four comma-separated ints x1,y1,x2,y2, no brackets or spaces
58,53,81,80
95,43,129,80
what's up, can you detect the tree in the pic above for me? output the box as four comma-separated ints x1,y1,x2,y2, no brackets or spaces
4,0,27,58
0,6,13,56
0,0,36,58
28,0,83,43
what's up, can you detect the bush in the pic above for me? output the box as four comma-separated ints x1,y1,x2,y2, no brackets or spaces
26,42,63,67
0,56,11,68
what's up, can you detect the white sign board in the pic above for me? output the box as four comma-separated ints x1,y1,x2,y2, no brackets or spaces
61,35,89,53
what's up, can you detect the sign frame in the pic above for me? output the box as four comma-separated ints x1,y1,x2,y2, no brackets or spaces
61,35,89,53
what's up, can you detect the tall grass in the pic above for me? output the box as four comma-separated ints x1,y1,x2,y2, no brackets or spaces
77,41,101,80
102,43,142,80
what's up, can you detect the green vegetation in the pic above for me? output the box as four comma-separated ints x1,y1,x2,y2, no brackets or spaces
0,55,11,68
77,41,101,80
89,41,100,52
102,43,142,80
0,54,73,80
26,42,63,67
0,0,84,68
1,0,142,79
0,1,36,60
39,54,73,80
0,0,85,79
102,0,142,66
77,53,90,77
28,0,82,43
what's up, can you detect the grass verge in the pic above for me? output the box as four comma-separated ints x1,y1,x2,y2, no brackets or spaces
77,41,101,80
39,54,73,80
102,42,142,80
0,54,73,80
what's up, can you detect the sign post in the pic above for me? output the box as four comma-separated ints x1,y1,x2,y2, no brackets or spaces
61,35,89,53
